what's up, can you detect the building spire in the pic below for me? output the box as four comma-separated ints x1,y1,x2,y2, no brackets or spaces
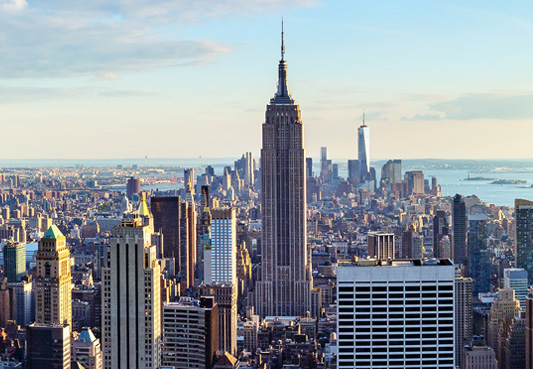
362,109,366,127
281,17,285,61
271,18,293,104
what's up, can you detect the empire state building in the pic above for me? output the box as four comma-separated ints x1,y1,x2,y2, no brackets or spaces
255,27,312,317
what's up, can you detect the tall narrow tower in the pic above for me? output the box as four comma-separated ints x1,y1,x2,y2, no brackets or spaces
358,113,370,183
34,225,72,328
255,24,312,317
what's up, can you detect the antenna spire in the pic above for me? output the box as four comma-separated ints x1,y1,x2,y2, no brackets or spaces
281,17,285,60
362,109,366,127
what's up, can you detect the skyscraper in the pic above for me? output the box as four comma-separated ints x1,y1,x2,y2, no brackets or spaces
358,114,370,183
380,159,402,184
467,214,491,294
455,276,473,367
162,296,218,369
433,210,449,259
255,26,312,317
367,232,395,260
504,268,529,310
26,324,71,369
453,194,467,266
197,185,212,285
516,199,533,284
101,196,161,369
3,240,25,282
337,259,455,368
526,288,533,369
34,225,72,328
151,196,181,261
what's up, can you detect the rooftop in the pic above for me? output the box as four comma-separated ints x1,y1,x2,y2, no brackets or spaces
43,225,64,239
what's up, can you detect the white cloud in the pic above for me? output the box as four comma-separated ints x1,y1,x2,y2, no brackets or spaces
0,0,27,11
96,72,120,81
0,0,317,78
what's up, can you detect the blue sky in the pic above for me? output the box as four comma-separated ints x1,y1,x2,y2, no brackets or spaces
0,0,532,159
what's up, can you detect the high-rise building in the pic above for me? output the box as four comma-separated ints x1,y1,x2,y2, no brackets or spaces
337,259,455,369
358,114,370,183
502,317,526,369
181,200,196,290
71,327,103,369
467,214,491,293
433,210,449,259
126,177,141,198
197,186,212,285
3,240,25,283
151,196,181,262
453,194,467,266
455,277,473,367
504,268,529,311
206,208,236,285
404,171,425,195
26,324,71,369
516,199,533,285
101,197,161,369
526,289,533,369
34,225,72,328
463,343,498,369
306,157,313,178
487,289,521,352
203,208,237,355
162,297,218,369
11,275,32,326
381,159,402,184
254,27,312,317
367,232,395,260
347,159,359,186
199,284,237,356
320,147,332,182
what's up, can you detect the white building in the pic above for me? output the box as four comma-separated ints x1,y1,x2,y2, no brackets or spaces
71,327,103,369
101,196,161,369
337,259,455,369
205,208,236,285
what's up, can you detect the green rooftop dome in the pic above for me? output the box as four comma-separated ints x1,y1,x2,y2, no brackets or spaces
43,225,65,239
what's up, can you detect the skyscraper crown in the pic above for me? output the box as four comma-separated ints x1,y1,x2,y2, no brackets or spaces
270,20,294,105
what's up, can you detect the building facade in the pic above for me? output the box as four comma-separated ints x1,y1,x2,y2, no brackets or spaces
254,29,312,317
101,197,161,369
516,199,533,285
337,259,455,369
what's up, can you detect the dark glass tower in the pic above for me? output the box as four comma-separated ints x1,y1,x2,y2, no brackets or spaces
255,27,312,317
453,194,467,265
515,199,533,284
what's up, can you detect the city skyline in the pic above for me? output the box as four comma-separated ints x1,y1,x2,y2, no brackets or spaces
1,1,532,159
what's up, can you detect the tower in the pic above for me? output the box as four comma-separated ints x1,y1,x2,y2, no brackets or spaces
101,196,161,369
516,199,533,284
34,225,72,328
255,24,312,317
3,240,25,283
358,113,370,183
453,194,467,266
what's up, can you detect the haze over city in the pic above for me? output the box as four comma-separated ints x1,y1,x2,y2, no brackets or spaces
1,0,532,159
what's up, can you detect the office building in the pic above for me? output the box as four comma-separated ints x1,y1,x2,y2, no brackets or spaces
26,324,71,369
487,289,521,352
404,171,424,195
162,297,218,369
182,197,197,289
367,232,395,260
71,327,103,369
358,114,370,183
467,214,491,293
526,289,533,369
254,28,312,317
101,196,161,369
320,147,332,182
336,259,455,369
455,277,473,367
200,284,238,356
151,196,181,264
433,210,449,259
11,275,32,326
206,208,236,285
347,159,359,185
3,241,25,283
516,199,533,284
306,157,313,178
126,177,141,198
463,343,498,369
34,225,72,328
197,186,212,285
453,194,467,266
381,159,402,184
502,317,525,369
504,268,529,311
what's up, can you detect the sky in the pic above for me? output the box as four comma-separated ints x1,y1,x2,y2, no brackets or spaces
0,0,532,160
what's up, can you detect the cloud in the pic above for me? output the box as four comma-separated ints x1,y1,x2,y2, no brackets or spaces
0,0,27,11
0,85,156,102
430,92,533,120
96,72,120,81
0,0,317,78
402,91,533,121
